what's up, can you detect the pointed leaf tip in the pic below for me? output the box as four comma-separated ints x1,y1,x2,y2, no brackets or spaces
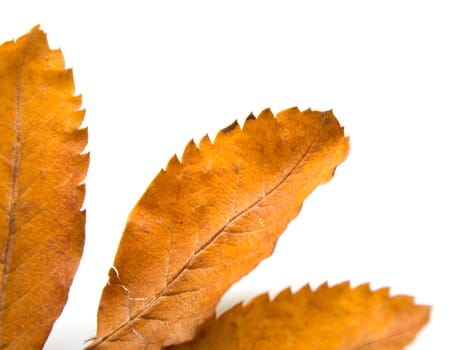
89,107,349,348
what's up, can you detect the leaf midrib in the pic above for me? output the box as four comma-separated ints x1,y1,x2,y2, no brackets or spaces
353,311,430,349
0,32,34,315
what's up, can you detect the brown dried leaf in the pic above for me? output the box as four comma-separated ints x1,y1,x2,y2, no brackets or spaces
87,108,349,349
169,282,431,350
0,27,88,348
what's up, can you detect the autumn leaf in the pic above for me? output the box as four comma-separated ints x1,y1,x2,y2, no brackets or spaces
0,26,88,348
86,108,349,349
168,282,430,350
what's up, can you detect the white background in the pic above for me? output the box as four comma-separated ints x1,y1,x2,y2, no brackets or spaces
1,1,473,349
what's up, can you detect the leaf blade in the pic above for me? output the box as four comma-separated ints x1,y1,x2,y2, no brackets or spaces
169,282,431,350
89,108,349,349
0,27,88,349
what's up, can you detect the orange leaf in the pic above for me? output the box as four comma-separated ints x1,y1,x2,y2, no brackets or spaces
87,108,349,349
0,27,88,348
168,282,431,350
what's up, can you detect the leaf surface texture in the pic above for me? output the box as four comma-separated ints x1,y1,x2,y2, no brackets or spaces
0,27,88,348
169,282,431,350
88,108,349,349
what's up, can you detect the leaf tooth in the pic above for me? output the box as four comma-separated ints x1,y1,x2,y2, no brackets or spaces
218,120,240,136
198,134,212,150
272,286,293,302
243,291,270,309
374,286,392,298
241,112,258,132
353,282,372,293
73,152,89,184
313,281,332,293
225,300,245,315
66,104,85,129
242,108,277,133
182,140,199,163
256,108,275,122
71,127,88,152
77,183,86,209
245,112,256,121
166,154,182,171
332,280,352,290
